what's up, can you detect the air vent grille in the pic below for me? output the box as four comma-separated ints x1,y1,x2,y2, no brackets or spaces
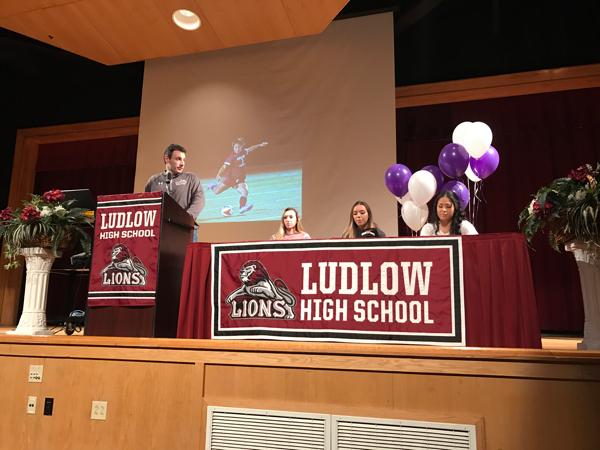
207,407,330,450
206,407,478,450
334,416,476,450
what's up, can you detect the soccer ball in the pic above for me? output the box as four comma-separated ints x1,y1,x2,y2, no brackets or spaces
221,205,233,217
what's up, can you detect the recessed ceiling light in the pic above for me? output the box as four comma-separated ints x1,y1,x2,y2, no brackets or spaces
172,9,201,31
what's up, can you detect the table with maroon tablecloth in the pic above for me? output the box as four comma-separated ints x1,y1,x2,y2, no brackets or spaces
177,232,542,348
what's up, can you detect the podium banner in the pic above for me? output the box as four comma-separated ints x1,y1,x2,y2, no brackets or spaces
88,192,162,307
211,237,465,345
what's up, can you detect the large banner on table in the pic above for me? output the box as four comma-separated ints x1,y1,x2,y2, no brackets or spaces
88,192,162,307
212,238,465,345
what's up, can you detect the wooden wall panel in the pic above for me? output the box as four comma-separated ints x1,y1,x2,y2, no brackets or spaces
0,356,203,449
0,337,598,450
203,364,600,449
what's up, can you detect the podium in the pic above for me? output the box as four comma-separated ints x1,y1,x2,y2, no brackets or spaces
85,192,194,337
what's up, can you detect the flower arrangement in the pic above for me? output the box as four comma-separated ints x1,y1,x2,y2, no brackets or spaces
519,163,599,251
0,189,94,268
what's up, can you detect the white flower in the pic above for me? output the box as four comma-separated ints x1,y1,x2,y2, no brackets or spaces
40,206,52,217
574,190,586,201
528,199,535,215
53,205,67,217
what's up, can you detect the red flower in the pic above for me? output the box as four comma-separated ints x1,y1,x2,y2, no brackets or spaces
42,189,65,203
20,205,41,222
0,208,13,221
532,200,553,217
569,165,590,182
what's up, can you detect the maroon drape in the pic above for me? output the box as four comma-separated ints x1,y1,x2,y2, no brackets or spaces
178,234,542,349
32,134,138,323
396,87,600,332
34,135,138,197
177,242,212,339
461,233,540,347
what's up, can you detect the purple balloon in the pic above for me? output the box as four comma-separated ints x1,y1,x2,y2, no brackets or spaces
422,165,445,194
438,143,469,179
440,180,470,210
384,164,412,197
470,146,500,179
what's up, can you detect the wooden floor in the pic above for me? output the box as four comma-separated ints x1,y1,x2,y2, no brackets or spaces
0,327,584,349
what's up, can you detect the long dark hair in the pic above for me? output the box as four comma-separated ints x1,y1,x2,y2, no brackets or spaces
429,191,466,235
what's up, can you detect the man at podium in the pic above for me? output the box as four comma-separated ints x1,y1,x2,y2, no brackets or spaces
144,143,205,221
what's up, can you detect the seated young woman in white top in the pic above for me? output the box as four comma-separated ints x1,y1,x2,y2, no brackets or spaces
271,207,311,240
420,191,478,236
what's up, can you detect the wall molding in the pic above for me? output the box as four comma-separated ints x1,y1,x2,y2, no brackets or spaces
396,63,600,108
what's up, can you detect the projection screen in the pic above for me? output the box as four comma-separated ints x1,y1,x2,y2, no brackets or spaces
135,13,396,242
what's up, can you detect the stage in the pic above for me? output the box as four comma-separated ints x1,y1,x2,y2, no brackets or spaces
1,234,595,449
0,327,583,349
1,330,598,450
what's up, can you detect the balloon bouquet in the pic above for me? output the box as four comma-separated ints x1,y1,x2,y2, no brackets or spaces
386,121,500,233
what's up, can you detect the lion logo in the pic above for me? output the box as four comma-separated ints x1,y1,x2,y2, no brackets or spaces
225,260,296,319
100,243,147,286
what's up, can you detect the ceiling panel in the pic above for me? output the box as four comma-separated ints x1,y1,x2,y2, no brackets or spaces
1,2,123,64
0,0,73,19
196,0,295,48
0,0,348,65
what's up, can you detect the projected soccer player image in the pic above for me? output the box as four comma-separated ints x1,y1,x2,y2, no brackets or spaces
206,138,268,215
197,138,302,224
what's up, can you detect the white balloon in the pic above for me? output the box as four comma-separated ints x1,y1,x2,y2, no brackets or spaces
401,200,429,232
465,164,481,182
474,121,493,145
452,121,473,147
464,122,493,158
395,192,412,205
407,170,437,206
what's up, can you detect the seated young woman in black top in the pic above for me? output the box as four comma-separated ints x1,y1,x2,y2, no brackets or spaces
341,201,386,239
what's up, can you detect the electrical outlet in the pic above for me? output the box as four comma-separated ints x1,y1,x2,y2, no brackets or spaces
43,398,54,416
28,365,43,383
27,396,37,414
91,400,108,420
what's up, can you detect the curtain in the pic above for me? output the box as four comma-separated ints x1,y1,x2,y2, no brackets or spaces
32,134,138,324
396,87,600,332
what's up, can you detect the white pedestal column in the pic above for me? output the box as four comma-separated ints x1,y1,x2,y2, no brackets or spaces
8,247,59,336
565,242,600,350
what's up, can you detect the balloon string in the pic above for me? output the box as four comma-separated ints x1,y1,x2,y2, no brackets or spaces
465,177,469,221
473,181,478,224
473,180,485,225
467,178,471,223
470,179,475,224
473,182,478,224
467,177,475,224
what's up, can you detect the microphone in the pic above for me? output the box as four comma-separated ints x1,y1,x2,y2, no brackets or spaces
165,170,172,193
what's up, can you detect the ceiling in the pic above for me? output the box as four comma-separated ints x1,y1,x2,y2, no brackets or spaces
0,0,348,65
